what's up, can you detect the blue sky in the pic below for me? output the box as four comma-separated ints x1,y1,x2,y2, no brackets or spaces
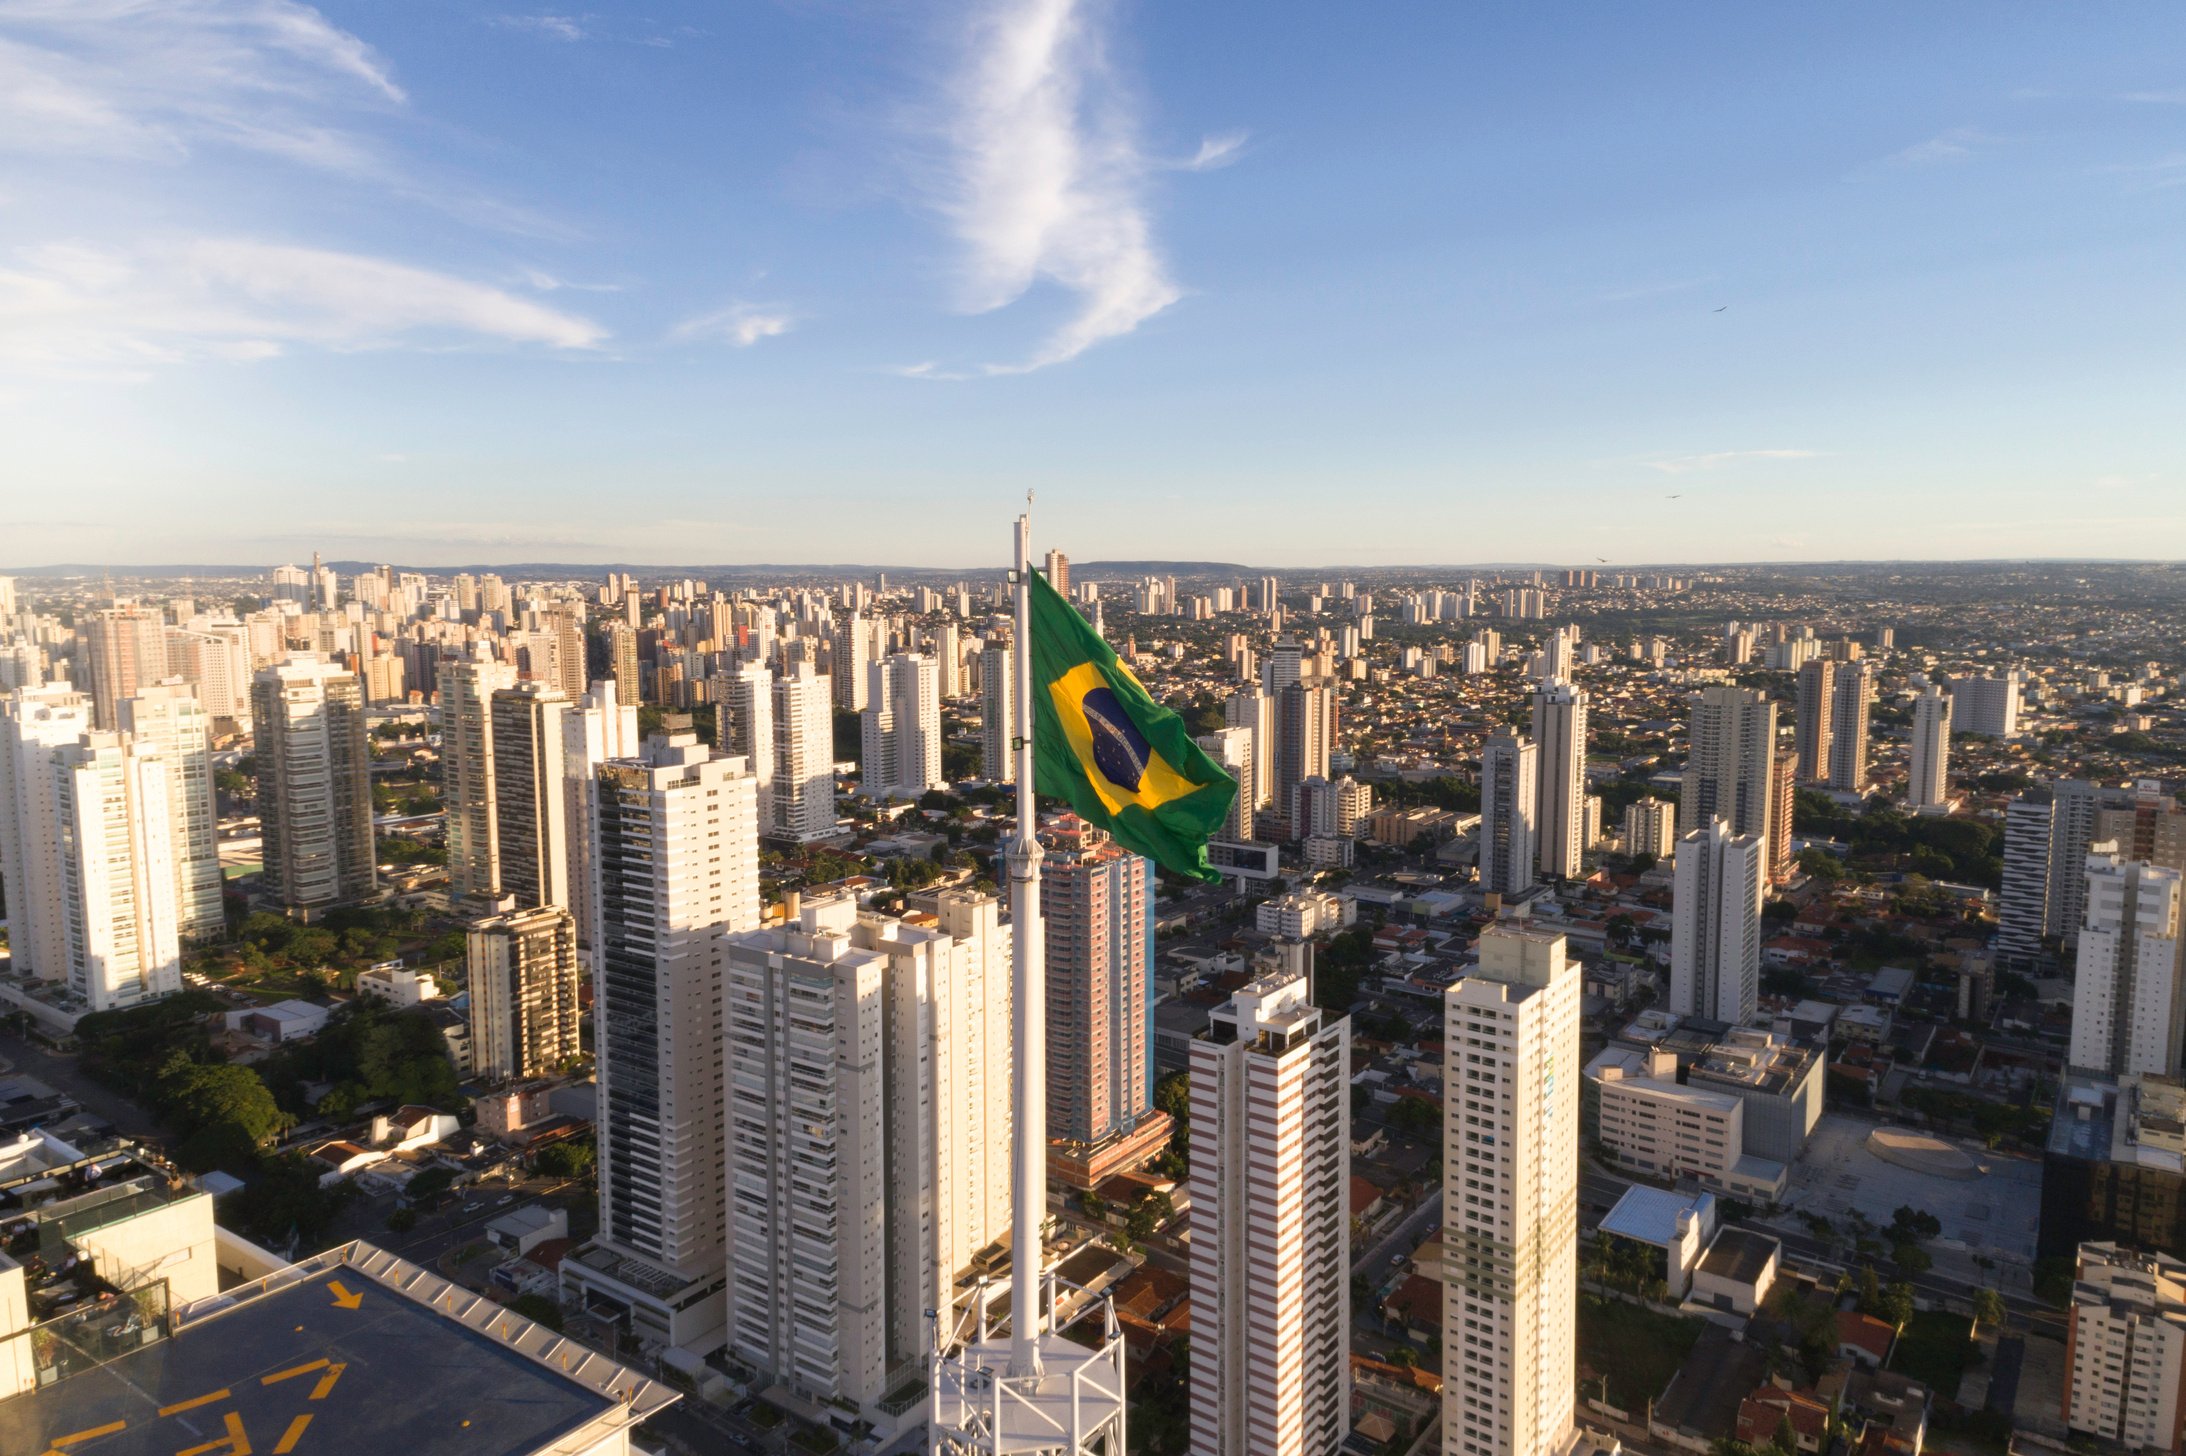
4,1,2185,568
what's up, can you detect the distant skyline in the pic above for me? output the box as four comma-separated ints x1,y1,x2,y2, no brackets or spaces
5,2,2185,565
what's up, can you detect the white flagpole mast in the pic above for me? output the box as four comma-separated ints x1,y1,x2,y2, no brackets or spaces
1007,504,1046,1379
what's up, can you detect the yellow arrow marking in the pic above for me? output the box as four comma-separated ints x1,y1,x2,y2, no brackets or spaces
176,1411,251,1456
326,1282,362,1310
38,1419,126,1455
259,1360,329,1385
308,1364,346,1401
159,1390,232,1417
272,1416,312,1455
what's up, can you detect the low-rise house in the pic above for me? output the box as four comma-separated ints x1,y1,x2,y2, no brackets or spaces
1689,1228,1781,1316
1836,1309,1897,1369
484,1203,569,1258
354,963,444,1008
370,1105,460,1151
226,999,329,1042
309,1140,383,1186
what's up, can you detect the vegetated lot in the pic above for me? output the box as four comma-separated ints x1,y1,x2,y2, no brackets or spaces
1576,1293,1702,1410
1889,1309,1975,1398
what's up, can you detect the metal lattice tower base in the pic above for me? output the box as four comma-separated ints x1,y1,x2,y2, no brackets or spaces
928,1269,1126,1456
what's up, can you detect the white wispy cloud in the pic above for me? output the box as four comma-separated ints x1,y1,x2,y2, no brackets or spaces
1179,129,1249,171
0,236,606,379
930,0,1183,373
671,304,793,347
493,14,587,41
0,0,403,164
1889,126,1989,166
1646,449,1821,475
2123,90,2186,104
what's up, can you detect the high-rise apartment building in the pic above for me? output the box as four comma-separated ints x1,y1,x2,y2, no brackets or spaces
769,663,837,842
252,655,375,912
1826,663,1873,792
2069,849,2186,1079
0,686,95,987
48,732,185,1012
607,622,641,703
1669,818,1765,1026
716,661,775,820
1044,550,1070,596
1681,686,1778,866
83,607,167,731
1479,734,1537,898
1950,672,2021,739
1042,817,1154,1149
981,639,1015,783
2063,1243,2186,1450
1273,680,1336,832
833,614,872,712
1767,750,1796,885
1293,774,1370,842
861,653,941,799
442,654,519,900
117,682,224,939
490,684,572,911
1622,797,1676,862
559,678,639,966
1224,689,1273,808
1189,965,1351,1456
1197,727,1255,842
1907,685,1952,809
2095,783,2186,875
721,890,1012,1419
1441,926,1580,1456
1793,659,1834,784
468,904,582,1081
587,729,760,1301
1997,788,2058,967
1530,679,1586,879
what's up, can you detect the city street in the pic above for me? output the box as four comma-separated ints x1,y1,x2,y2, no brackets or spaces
1352,1187,1442,1279
0,1028,166,1140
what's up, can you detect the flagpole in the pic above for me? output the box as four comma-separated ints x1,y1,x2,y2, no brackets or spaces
1007,508,1046,1379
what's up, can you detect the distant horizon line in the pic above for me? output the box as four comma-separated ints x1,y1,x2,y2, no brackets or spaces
4,556,2181,580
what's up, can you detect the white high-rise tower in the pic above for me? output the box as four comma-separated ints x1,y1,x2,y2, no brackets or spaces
2070,847,2186,1079
1480,734,1538,898
0,686,96,986
1668,818,1765,1025
1442,926,1581,1456
117,681,224,939
1189,965,1351,1456
770,662,837,842
863,653,942,798
1907,685,1952,809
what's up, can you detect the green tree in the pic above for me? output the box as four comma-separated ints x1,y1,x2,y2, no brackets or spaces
1771,1413,1800,1456
1153,1070,1192,1122
162,1060,288,1145
1973,1287,2006,1327
534,1137,597,1180
226,1154,359,1244
1892,1243,1932,1275
385,1207,419,1233
1856,1265,1882,1316
1880,1280,1916,1330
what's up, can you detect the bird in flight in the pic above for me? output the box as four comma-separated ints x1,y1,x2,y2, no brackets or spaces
1668,494,1683,499
1596,557,1608,563
1713,306,1727,312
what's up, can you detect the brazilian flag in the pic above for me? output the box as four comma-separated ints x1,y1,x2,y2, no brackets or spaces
1028,568,1238,882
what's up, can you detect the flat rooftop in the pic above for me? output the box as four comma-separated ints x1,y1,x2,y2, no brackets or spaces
0,1252,672,1456
1600,1185,1713,1248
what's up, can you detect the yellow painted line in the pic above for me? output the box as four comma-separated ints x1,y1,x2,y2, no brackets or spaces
176,1411,252,1456
272,1415,312,1455
259,1360,330,1385
159,1390,232,1417
39,1419,127,1452
308,1364,346,1401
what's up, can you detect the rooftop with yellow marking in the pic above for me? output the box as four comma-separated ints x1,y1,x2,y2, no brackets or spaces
0,1242,675,1456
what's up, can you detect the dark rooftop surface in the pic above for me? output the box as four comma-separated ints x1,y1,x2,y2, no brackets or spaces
0,1265,615,1456
1698,1227,1781,1285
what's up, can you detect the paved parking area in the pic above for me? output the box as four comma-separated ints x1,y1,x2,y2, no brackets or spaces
1779,1113,2041,1261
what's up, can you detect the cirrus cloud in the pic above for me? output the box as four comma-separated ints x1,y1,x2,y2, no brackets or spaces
924,0,1184,374
0,235,606,379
